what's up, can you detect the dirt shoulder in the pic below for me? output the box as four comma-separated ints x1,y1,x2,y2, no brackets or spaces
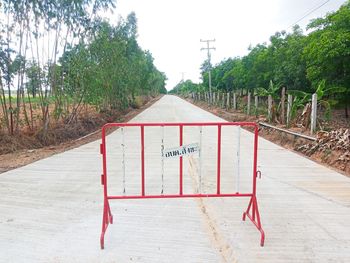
0,96,162,174
186,98,350,177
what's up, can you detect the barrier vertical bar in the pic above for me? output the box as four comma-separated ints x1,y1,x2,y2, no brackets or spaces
141,126,145,196
252,125,258,220
199,126,203,193
100,126,113,249
179,125,183,195
102,127,108,197
235,126,241,193
217,125,222,194
161,126,164,194
252,124,258,196
121,127,126,194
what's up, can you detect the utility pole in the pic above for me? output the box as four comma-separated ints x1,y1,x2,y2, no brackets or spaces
181,72,185,82
200,39,215,103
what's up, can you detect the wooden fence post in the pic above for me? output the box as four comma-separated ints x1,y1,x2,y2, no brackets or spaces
281,87,286,124
311,93,317,134
233,93,237,110
222,93,225,108
247,92,251,115
255,95,258,116
226,92,230,109
220,92,222,107
287,94,292,127
268,95,273,122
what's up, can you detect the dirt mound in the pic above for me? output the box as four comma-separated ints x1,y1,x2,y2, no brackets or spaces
296,129,350,173
0,133,43,154
0,114,106,155
36,115,105,146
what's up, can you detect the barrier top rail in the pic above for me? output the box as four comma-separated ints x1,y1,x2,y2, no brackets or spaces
102,121,258,128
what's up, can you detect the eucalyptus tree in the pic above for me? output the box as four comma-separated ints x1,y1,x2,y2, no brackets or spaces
59,14,166,117
1,1,165,137
0,0,116,136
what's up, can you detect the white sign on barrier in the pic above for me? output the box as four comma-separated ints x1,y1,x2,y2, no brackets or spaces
163,143,200,159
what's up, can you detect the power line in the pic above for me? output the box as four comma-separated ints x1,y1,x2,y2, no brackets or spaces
288,0,331,29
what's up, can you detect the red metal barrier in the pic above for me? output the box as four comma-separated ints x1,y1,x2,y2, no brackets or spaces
99,122,265,249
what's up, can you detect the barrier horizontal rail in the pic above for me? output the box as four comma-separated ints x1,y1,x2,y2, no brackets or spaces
107,193,253,199
99,122,265,249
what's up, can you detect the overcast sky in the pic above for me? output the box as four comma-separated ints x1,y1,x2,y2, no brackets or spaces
104,0,347,90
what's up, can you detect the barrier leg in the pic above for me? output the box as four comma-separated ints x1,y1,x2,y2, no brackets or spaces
242,196,265,246
100,198,113,249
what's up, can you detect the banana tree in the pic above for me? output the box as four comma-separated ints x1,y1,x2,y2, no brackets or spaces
256,80,281,121
287,80,345,127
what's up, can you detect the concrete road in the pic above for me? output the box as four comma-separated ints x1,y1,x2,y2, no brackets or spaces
1,95,350,263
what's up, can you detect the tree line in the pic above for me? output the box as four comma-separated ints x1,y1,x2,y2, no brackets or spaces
172,1,350,118
0,0,167,137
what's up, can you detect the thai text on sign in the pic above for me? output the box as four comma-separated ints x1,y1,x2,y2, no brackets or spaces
163,143,200,159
